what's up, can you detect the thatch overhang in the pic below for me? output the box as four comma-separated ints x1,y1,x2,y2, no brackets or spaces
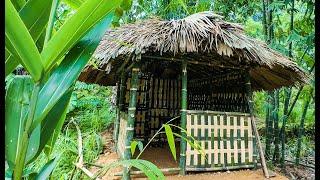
79,11,309,91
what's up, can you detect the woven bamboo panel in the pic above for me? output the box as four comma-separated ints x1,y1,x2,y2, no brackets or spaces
188,73,248,113
117,112,127,158
185,110,255,170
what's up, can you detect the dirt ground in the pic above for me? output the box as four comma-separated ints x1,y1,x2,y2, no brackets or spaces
89,129,313,180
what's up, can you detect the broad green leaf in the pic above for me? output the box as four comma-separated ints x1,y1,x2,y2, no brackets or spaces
19,0,53,42
63,0,86,9
120,0,132,11
35,156,60,180
163,124,176,160
11,0,26,11
40,90,72,158
5,0,44,82
30,13,115,132
5,49,19,77
41,0,122,72
5,0,53,74
5,76,39,169
95,159,164,179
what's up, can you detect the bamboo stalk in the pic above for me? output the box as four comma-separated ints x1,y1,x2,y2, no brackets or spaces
273,90,280,163
244,72,269,178
123,63,140,180
179,59,188,175
295,88,313,165
114,72,126,152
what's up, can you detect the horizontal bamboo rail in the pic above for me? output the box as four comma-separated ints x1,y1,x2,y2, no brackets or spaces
186,110,251,116
143,55,248,70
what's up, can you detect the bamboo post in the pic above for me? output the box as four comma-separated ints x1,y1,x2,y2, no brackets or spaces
114,72,126,152
113,80,120,151
179,60,187,175
123,64,140,180
244,71,270,178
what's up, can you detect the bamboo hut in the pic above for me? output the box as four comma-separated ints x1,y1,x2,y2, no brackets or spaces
79,12,308,178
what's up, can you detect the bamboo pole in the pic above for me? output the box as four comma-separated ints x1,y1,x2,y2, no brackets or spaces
295,88,313,165
244,71,270,178
143,55,248,70
179,59,187,175
122,64,140,180
114,72,126,152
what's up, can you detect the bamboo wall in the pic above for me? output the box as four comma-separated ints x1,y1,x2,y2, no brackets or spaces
185,110,256,170
121,72,249,140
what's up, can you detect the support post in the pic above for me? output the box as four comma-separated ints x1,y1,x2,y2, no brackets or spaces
179,60,187,175
113,72,126,152
244,71,270,178
123,64,139,180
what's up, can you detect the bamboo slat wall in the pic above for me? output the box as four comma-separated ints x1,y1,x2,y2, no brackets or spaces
124,73,181,141
188,73,249,113
121,72,249,142
185,110,256,170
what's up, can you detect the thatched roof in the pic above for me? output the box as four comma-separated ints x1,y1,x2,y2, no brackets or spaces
79,11,309,91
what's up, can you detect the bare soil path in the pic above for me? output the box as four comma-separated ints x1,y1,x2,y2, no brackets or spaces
89,128,312,180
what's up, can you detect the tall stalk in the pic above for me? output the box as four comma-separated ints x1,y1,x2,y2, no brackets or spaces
261,0,268,40
265,92,274,158
295,88,313,165
265,0,274,160
13,83,41,180
281,0,294,169
273,90,280,163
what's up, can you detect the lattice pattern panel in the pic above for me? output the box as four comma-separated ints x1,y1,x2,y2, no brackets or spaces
123,75,181,140
186,111,255,170
188,73,249,113
117,112,127,159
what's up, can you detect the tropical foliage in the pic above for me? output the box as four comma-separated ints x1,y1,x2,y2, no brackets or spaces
5,0,314,179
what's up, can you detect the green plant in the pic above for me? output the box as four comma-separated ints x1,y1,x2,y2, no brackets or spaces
5,0,123,178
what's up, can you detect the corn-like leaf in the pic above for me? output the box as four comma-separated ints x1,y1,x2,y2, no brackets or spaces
19,0,53,42
63,0,86,9
41,0,121,72
35,155,60,180
5,0,44,82
11,0,26,11
5,76,40,169
163,124,177,161
30,13,115,133
38,90,72,158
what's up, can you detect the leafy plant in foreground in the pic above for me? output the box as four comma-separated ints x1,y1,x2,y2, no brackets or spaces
5,0,123,178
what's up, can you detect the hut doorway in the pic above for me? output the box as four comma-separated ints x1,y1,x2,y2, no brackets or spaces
114,61,256,173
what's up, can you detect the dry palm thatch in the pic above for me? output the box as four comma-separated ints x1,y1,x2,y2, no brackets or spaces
79,11,309,91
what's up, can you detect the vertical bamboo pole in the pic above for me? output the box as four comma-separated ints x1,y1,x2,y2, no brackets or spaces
179,60,187,175
113,80,120,150
114,72,126,152
123,64,139,180
244,71,269,178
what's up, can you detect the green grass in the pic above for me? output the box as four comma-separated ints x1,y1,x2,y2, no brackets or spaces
30,81,115,179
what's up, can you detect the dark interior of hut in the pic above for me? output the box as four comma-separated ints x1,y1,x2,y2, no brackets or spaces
117,56,251,168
